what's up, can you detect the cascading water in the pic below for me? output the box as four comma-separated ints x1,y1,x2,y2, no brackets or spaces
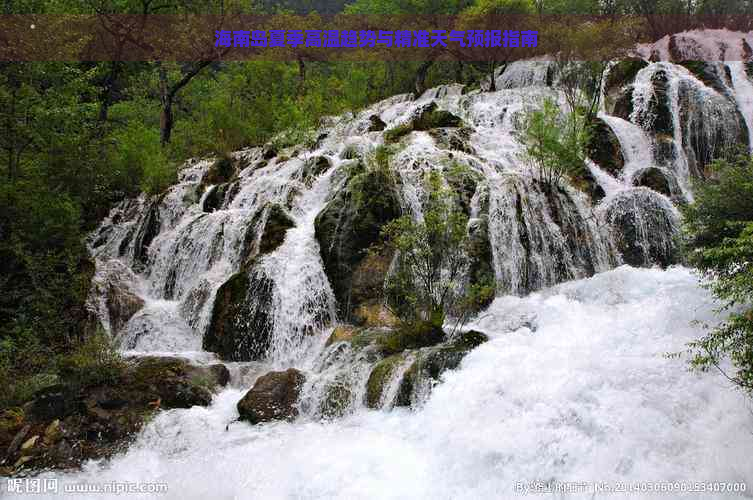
33,29,753,499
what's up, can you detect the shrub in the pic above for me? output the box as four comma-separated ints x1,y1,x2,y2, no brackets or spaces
522,97,589,187
382,170,488,335
683,152,753,394
55,330,126,388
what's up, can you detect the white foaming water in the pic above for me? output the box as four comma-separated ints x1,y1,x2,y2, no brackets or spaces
598,113,655,185
28,267,753,500
727,61,753,153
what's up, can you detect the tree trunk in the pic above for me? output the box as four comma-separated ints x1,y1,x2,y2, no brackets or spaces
160,96,174,147
414,59,434,96
297,57,306,95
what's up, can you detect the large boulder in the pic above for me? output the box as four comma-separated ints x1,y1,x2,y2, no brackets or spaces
586,117,625,177
237,369,305,424
258,204,295,255
315,162,401,321
601,188,682,267
203,264,275,361
88,260,144,337
4,356,228,474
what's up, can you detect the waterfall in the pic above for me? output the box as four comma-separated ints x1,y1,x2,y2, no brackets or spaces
598,113,654,184
727,61,753,153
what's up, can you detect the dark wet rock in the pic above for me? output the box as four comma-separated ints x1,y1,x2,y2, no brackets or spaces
395,331,489,407
131,195,164,268
602,188,681,268
605,59,648,95
89,261,144,336
237,369,305,424
301,156,332,186
466,216,496,312
677,60,732,97
258,204,295,255
202,183,229,212
204,265,275,361
612,85,635,121
2,357,227,474
586,117,624,177
367,114,386,132
384,102,463,142
315,162,401,320
262,143,278,160
632,167,674,197
428,127,476,155
201,154,238,186
378,320,445,356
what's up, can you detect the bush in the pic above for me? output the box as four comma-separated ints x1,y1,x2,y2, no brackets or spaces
55,330,126,388
684,152,753,394
382,170,489,334
522,97,589,187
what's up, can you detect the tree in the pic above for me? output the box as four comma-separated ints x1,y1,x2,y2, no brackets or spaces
382,170,493,334
522,97,588,186
683,152,753,394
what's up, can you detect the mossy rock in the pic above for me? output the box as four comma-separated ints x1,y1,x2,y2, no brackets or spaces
428,127,475,155
202,154,238,186
325,325,358,347
632,167,673,196
237,368,304,424
367,114,386,132
384,122,414,143
315,162,401,320
365,355,404,408
412,102,463,131
258,204,295,255
203,265,275,361
378,321,445,356
319,380,353,418
395,330,489,407
605,59,648,93
586,117,624,177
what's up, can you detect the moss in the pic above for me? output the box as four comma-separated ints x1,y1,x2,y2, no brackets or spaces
378,320,445,356
384,122,413,143
258,204,295,255
412,103,463,130
366,354,403,408
202,154,237,186
325,325,358,346
585,117,624,177
319,380,353,418
604,59,648,91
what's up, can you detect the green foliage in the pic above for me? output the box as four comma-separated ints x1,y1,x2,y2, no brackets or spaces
55,330,125,388
378,320,445,355
683,153,753,394
384,123,414,143
382,170,474,333
522,98,589,187
110,121,174,195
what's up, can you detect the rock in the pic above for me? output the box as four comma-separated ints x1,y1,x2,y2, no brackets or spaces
602,188,681,268
43,420,62,445
319,380,353,418
204,264,275,361
315,162,401,320
261,143,278,160
258,204,295,255
5,424,31,459
395,331,489,407
301,156,331,186
237,369,305,424
428,127,476,155
378,320,445,355
325,325,358,346
604,59,648,96
20,435,39,452
27,385,79,421
366,355,403,408
131,195,163,268
202,183,229,213
383,103,463,143
412,102,463,130
201,154,238,186
632,167,674,197
367,114,386,132
130,356,229,408
89,260,145,337
352,301,398,328
586,117,624,177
